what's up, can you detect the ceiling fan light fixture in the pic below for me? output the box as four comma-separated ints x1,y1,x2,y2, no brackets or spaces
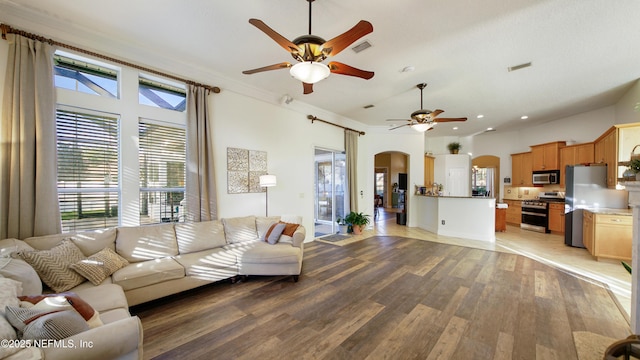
412,123,432,132
290,61,330,84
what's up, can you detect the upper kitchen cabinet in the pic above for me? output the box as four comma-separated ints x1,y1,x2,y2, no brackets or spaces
511,152,532,186
531,141,566,171
594,122,640,188
559,142,594,186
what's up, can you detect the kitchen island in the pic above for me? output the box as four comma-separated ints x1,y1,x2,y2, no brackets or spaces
416,195,496,242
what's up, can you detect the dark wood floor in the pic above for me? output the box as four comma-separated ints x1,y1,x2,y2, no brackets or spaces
132,236,631,359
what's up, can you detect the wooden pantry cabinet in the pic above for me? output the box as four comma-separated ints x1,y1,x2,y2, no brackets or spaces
582,209,632,261
531,141,566,171
424,155,434,188
548,203,565,234
594,127,617,188
510,152,532,186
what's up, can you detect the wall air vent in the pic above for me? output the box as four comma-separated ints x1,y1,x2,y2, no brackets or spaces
363,104,374,109
352,40,372,53
508,62,532,72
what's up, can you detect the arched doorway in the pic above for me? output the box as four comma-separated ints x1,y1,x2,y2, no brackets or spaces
472,155,500,199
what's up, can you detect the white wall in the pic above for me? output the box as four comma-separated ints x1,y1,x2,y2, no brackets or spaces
616,79,640,125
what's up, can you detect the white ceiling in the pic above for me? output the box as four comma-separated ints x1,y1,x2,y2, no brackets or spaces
2,0,640,137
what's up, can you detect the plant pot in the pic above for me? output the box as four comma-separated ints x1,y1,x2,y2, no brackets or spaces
450,149,459,154
338,224,349,234
352,224,364,235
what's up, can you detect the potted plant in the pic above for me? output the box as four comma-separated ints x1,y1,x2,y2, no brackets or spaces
336,217,349,234
447,142,462,154
344,211,371,235
629,158,640,180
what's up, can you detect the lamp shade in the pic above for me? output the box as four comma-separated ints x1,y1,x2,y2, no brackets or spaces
259,174,277,187
289,62,330,84
411,123,432,132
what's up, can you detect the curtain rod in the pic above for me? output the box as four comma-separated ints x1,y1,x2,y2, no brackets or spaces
0,24,221,94
307,115,365,136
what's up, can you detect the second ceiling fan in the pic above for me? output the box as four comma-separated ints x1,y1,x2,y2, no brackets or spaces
388,83,467,132
242,0,374,94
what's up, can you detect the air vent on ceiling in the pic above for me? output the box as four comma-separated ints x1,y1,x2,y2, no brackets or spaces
352,40,372,53
508,62,532,72
363,104,374,109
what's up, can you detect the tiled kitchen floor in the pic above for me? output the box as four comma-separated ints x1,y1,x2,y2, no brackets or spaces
316,208,632,322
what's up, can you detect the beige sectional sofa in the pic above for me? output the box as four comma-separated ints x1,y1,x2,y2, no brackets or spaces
0,215,305,360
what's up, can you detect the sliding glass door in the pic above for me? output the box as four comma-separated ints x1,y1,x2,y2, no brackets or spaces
314,148,347,237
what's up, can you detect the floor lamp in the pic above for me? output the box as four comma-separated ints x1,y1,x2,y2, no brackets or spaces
259,174,277,216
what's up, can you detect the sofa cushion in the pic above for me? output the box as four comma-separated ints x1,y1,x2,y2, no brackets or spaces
0,257,42,295
222,216,259,244
226,242,301,265
5,306,89,340
72,284,129,314
173,249,238,280
70,248,130,286
24,228,117,256
18,239,87,292
112,258,185,291
256,216,280,240
116,223,178,263
175,220,227,254
0,238,35,257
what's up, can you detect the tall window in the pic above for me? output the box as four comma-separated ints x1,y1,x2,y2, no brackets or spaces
56,108,119,232
54,51,187,230
139,121,186,224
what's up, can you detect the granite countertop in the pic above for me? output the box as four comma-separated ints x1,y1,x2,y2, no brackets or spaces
585,208,632,216
415,194,495,199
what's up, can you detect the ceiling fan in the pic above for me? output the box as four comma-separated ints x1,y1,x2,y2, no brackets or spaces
388,83,467,132
242,0,374,94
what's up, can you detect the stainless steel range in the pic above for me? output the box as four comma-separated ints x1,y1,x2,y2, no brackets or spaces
521,192,565,233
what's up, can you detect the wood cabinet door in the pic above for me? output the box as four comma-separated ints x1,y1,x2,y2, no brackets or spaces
531,146,545,171
603,131,617,187
521,152,533,186
424,156,434,187
594,214,632,260
548,203,564,233
543,143,560,170
559,147,575,187
575,143,594,164
582,211,594,254
511,154,523,185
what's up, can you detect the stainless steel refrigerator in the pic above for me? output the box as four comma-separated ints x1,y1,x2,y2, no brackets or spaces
564,165,628,247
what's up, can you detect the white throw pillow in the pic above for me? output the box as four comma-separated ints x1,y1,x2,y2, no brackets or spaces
0,277,22,358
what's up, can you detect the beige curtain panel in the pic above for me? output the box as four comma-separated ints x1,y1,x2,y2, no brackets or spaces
185,84,218,222
0,34,61,239
345,129,359,212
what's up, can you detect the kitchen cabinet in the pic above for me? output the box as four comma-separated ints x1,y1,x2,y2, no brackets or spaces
531,141,566,171
559,142,594,186
511,152,532,186
583,210,632,261
548,203,565,234
424,155,434,188
504,199,522,225
594,127,617,188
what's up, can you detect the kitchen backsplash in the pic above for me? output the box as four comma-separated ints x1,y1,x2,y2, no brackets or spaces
503,185,564,200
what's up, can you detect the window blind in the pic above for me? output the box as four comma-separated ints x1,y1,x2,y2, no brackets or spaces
56,109,119,231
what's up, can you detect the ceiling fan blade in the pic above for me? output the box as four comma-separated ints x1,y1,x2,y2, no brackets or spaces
328,62,374,80
389,124,411,131
303,82,313,94
430,109,445,118
248,19,301,53
242,62,292,75
434,117,468,122
322,20,373,56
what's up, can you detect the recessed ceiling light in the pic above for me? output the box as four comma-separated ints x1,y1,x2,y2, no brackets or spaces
487,127,494,131
453,126,459,130
521,115,529,120
477,115,484,119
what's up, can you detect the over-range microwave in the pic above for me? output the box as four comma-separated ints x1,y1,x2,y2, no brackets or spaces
532,170,560,185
